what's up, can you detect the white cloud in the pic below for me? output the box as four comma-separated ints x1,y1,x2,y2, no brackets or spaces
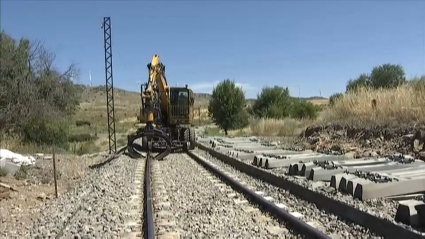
235,82,254,91
190,80,220,91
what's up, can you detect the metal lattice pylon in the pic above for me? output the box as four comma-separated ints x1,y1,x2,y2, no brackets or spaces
102,17,117,154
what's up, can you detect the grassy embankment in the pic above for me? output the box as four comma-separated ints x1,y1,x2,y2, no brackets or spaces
320,84,425,126
204,82,425,137
6,82,423,154
204,98,327,137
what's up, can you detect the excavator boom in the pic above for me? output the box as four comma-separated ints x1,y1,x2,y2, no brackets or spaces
146,55,170,122
127,55,196,160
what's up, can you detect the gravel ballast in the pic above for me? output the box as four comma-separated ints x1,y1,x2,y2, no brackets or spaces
155,153,300,238
200,136,425,236
6,154,140,238
193,148,382,238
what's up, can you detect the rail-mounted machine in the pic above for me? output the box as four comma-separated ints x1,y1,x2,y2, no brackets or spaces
127,55,196,160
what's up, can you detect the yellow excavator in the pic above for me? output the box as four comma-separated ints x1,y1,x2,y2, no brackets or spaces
126,55,196,160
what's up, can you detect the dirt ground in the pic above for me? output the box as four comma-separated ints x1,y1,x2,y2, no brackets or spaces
262,123,425,160
0,152,107,231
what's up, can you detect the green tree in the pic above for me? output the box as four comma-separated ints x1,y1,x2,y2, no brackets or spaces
252,86,292,119
329,93,343,106
0,31,80,145
368,63,406,89
289,100,319,119
208,79,248,135
346,73,369,93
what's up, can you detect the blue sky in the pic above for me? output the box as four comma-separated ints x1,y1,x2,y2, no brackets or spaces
2,1,425,98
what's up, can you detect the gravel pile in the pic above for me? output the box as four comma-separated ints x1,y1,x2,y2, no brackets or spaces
156,153,300,239
12,154,138,238
194,149,382,238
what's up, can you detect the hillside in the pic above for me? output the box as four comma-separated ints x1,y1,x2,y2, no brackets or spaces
73,85,213,135
74,85,328,128
76,85,328,123
72,85,328,145
76,85,212,108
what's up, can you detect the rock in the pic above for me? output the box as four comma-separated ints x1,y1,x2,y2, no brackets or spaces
330,145,342,152
307,137,320,145
303,126,322,138
369,151,378,157
418,152,425,161
36,193,47,201
413,139,424,153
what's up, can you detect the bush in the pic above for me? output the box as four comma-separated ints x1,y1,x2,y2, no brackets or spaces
75,120,91,127
0,30,80,148
346,74,370,93
68,133,98,142
345,64,407,93
14,165,29,180
252,86,292,119
21,114,70,146
289,100,320,119
69,141,100,155
233,110,250,129
369,63,406,89
329,93,343,106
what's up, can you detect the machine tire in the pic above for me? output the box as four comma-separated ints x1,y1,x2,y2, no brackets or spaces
189,128,196,150
183,128,190,151
142,136,148,150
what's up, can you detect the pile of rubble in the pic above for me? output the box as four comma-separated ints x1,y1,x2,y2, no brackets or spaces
0,149,37,175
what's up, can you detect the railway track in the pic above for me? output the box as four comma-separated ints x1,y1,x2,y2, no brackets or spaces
138,146,387,238
147,153,308,238
18,139,424,238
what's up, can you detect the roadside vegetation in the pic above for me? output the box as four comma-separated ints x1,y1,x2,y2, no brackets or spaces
207,79,321,136
207,64,425,137
0,31,142,155
2,30,424,152
324,64,425,127
0,31,87,154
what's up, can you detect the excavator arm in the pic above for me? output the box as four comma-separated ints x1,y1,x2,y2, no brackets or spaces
143,55,170,124
127,54,172,160
127,54,196,160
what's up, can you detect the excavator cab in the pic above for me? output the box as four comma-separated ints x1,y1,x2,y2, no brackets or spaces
168,85,194,125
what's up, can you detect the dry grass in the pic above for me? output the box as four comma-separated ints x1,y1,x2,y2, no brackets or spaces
249,118,312,136
320,84,425,126
193,108,209,120
309,98,329,106
203,117,311,137
0,136,53,155
204,126,252,137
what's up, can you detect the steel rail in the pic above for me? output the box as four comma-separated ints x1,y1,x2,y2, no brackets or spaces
144,148,155,239
186,150,331,239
